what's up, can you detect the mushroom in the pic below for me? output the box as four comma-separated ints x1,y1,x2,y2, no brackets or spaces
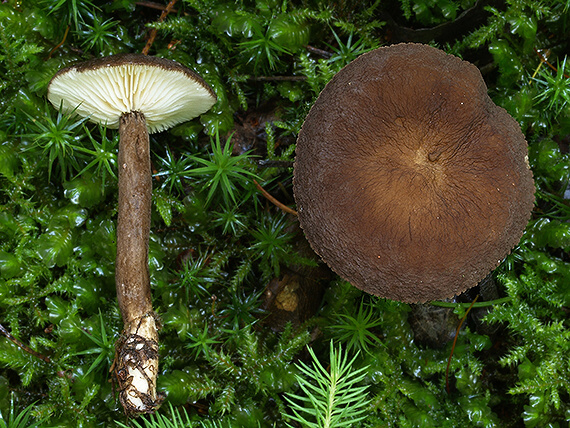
47,53,216,414
293,43,535,303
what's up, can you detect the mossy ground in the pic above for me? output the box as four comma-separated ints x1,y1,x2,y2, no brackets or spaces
1,0,570,426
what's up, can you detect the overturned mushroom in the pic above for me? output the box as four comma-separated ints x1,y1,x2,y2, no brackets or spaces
48,54,216,414
293,43,535,303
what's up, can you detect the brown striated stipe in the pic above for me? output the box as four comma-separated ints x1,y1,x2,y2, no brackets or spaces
114,111,160,414
116,111,153,324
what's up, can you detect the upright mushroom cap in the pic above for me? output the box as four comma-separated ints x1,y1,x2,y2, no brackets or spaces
47,53,216,133
293,43,535,303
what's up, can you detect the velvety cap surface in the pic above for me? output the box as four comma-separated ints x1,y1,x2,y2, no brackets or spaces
48,53,216,133
293,43,535,303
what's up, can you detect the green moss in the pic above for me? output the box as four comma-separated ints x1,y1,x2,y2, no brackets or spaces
1,0,570,426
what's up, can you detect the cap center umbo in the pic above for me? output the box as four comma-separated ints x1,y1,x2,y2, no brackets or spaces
412,143,445,168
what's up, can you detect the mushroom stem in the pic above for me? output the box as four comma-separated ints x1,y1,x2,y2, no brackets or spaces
115,111,160,414
117,111,152,322
47,54,217,416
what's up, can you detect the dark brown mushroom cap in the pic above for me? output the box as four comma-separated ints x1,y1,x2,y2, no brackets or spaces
47,53,216,133
293,43,535,303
